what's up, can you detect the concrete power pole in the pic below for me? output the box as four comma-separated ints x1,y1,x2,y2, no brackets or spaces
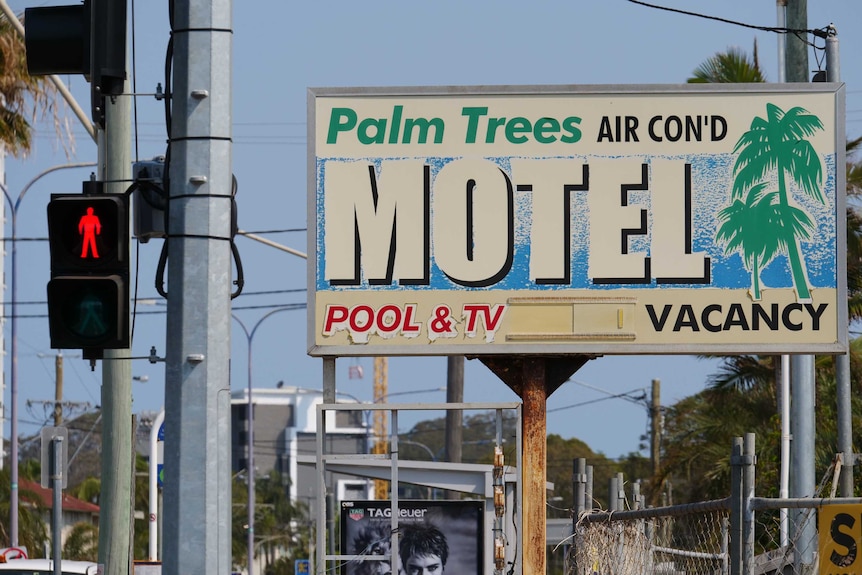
785,0,817,566
824,27,853,498
97,72,134,575
785,0,809,84
650,379,660,479
444,356,464,490
161,0,234,571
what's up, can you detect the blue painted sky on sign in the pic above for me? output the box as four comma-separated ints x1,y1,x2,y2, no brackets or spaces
316,152,837,291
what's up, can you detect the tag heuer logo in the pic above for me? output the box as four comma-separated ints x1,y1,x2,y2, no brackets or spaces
349,509,365,521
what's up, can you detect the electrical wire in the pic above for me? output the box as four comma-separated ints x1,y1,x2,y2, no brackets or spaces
627,0,825,44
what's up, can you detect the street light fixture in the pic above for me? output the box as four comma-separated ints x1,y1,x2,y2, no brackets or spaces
232,307,294,575
0,161,96,545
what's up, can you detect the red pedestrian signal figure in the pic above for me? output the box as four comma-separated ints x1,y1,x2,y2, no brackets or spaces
79,206,101,259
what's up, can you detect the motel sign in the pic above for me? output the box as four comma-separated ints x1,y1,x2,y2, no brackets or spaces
307,84,847,357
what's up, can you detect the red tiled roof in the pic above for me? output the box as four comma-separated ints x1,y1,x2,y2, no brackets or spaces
19,479,100,514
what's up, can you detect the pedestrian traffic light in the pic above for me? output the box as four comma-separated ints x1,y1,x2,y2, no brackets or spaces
47,189,130,354
25,0,127,127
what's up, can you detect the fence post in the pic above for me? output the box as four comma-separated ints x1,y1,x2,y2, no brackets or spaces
574,458,587,518
572,458,587,575
743,433,756,575
729,436,743,575
617,472,626,509
609,475,619,512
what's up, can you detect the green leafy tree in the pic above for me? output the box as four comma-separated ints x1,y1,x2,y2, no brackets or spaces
688,44,765,84
63,522,98,562
845,136,862,318
401,412,623,510
231,471,310,575
0,467,49,555
662,337,862,502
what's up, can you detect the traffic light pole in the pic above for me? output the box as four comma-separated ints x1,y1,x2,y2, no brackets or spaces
96,82,134,574
1,162,96,547
161,0,233,572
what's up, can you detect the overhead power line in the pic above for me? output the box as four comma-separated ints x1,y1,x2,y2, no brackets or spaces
628,0,827,43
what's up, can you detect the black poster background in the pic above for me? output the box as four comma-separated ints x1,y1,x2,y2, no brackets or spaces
341,500,484,575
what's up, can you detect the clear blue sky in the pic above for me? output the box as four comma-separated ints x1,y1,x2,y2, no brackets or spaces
3,0,861,459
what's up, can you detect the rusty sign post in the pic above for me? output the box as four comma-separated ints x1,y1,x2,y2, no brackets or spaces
481,355,593,573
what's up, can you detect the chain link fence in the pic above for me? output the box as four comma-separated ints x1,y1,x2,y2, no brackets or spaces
570,499,730,575
567,434,862,575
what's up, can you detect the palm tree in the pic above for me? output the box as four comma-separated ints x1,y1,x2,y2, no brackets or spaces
688,44,766,84
728,103,824,301
845,136,862,319
0,467,49,554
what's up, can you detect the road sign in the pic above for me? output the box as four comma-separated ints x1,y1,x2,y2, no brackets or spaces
819,504,862,575
40,426,68,489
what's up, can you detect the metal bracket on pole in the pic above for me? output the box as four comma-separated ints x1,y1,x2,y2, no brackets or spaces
97,346,166,364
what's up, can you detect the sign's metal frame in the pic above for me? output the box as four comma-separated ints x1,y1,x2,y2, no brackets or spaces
308,83,847,357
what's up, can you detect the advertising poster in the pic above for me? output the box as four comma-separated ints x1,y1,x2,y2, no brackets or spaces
341,500,484,575
308,84,846,356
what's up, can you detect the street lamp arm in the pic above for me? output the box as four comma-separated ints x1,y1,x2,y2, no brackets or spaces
16,162,98,212
230,305,297,575
237,229,307,260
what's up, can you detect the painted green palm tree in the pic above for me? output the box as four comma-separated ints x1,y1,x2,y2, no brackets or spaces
717,182,806,300
729,103,824,300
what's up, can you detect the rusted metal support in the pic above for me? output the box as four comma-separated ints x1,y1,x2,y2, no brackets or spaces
522,358,547,575
479,355,593,574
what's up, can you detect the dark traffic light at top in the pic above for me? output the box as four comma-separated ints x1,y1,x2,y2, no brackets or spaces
24,0,127,127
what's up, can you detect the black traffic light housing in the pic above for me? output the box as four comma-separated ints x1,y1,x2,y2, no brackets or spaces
47,184,130,356
25,0,127,127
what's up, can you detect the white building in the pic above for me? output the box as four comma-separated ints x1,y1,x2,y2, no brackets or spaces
230,386,373,505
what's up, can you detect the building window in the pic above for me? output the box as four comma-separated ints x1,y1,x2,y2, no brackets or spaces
335,409,364,429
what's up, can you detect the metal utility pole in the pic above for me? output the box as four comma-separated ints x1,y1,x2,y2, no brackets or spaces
162,0,234,571
650,379,660,478
97,72,134,575
785,2,816,562
824,27,853,497
785,0,808,83
444,355,464,499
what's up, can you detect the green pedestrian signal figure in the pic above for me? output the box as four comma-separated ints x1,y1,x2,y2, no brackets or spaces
76,291,108,337
78,206,102,259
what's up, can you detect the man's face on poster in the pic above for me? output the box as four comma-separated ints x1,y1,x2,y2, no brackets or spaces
404,553,444,575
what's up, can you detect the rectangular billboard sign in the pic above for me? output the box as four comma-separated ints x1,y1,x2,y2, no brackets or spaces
308,84,846,356
340,500,483,575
